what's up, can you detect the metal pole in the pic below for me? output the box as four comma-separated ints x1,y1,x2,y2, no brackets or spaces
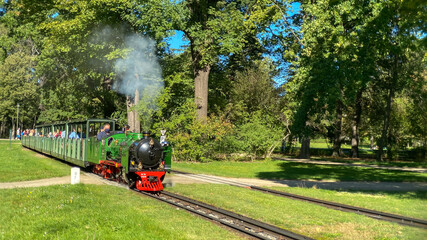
16,104,19,139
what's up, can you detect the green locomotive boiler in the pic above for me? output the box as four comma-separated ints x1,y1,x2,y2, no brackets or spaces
21,119,172,192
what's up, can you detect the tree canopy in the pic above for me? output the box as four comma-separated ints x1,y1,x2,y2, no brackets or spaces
0,0,425,161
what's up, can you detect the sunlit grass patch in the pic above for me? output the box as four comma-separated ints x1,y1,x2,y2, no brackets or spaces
0,184,241,240
167,184,427,240
0,142,71,182
266,186,427,220
174,160,427,182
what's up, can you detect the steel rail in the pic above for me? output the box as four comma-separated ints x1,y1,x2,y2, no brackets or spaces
21,147,313,238
84,171,312,240
172,170,427,229
139,190,313,240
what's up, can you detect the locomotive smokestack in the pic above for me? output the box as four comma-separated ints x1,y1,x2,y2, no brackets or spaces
142,131,151,139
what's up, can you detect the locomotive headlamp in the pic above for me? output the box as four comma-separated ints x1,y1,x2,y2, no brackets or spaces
114,140,119,145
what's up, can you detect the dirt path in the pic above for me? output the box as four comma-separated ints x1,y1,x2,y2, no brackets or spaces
173,173,427,191
0,173,104,189
2,171,423,192
0,172,200,189
273,156,427,173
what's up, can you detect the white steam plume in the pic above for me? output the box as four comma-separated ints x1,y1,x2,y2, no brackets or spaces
114,35,163,98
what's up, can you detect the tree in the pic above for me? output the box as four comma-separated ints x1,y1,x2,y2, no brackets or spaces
369,0,425,160
0,2,43,135
169,0,287,120
0,43,39,135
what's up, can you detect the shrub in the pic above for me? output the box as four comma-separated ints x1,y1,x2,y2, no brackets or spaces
235,111,283,160
153,100,233,162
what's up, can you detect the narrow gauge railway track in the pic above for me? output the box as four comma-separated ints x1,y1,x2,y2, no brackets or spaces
85,172,312,240
139,190,313,240
172,170,427,229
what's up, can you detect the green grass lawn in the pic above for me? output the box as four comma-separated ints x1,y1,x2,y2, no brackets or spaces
167,184,426,240
174,160,427,182
0,184,241,240
0,141,71,182
267,187,427,220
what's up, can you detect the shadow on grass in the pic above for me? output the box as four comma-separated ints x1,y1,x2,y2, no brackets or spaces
342,189,427,200
315,157,427,168
256,162,427,182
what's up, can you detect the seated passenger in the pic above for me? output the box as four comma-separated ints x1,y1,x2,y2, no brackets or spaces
97,124,111,141
77,127,86,139
69,129,80,139
54,129,60,138
60,130,66,138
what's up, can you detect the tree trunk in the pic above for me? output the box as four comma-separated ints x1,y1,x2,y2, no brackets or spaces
126,89,141,133
332,101,343,157
134,89,140,133
102,77,114,118
299,135,310,159
194,66,210,121
0,120,5,138
351,91,362,158
11,118,15,139
127,96,134,132
267,134,290,158
377,54,398,161
377,88,393,161
285,135,294,154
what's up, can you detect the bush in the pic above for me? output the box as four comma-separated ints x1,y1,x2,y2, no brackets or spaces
234,111,283,160
153,100,233,162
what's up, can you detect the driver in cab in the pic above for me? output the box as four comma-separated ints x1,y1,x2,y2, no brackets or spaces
97,123,111,141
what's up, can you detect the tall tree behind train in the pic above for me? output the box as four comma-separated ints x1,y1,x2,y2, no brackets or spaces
367,0,425,160
13,0,171,128
289,0,375,158
167,0,288,120
0,25,40,135
289,0,425,159
0,2,43,135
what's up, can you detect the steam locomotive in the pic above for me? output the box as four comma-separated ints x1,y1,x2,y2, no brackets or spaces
21,119,171,192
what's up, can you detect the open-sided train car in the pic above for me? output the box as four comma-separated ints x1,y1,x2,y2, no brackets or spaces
21,119,172,192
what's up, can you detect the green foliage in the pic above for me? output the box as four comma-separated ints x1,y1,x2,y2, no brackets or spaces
153,97,233,162
0,0,425,158
110,110,127,128
0,47,39,127
234,111,283,160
